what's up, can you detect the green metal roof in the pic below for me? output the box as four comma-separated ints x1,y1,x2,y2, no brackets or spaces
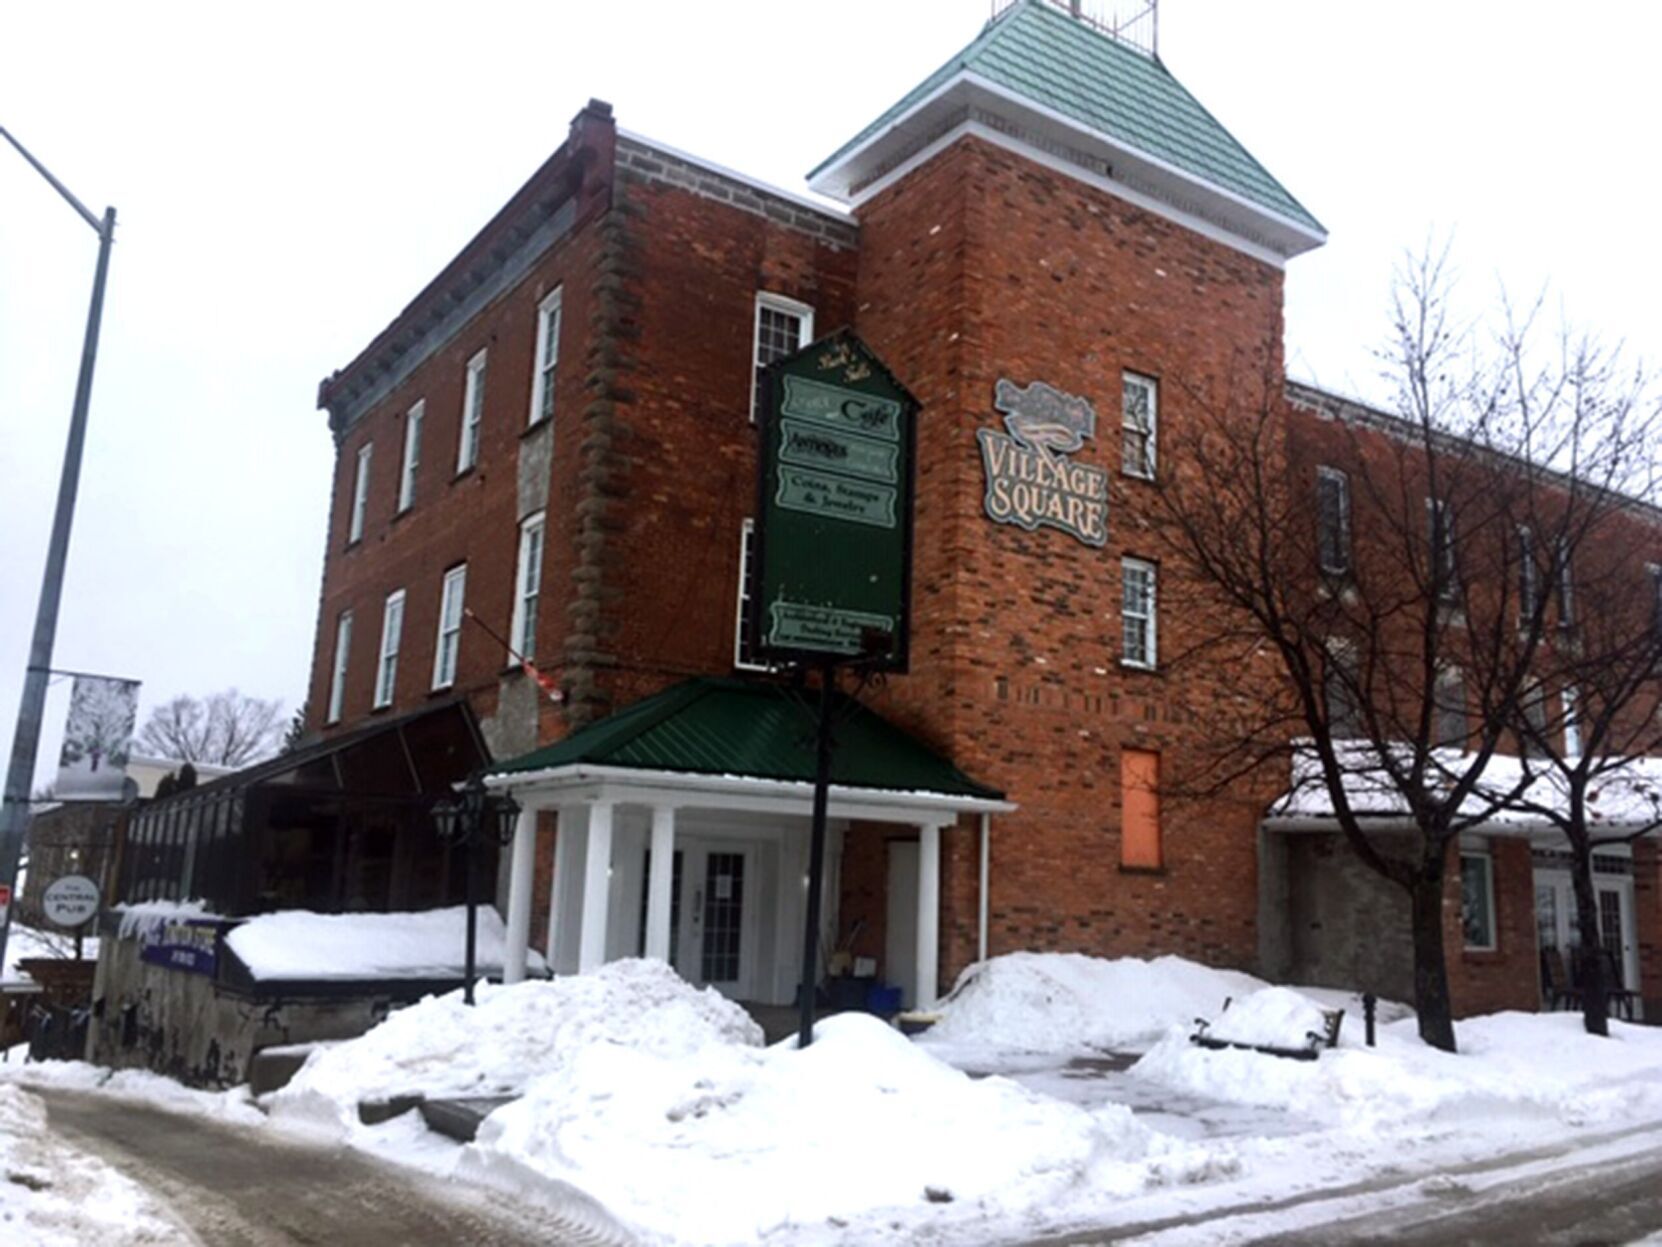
489,678,1003,800
812,0,1321,234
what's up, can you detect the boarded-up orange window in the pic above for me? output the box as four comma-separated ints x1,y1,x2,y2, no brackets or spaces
1121,749,1162,869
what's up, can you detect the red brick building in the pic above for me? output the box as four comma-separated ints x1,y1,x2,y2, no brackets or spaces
308,0,1659,1019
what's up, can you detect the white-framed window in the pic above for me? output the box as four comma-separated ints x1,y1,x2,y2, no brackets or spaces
374,590,406,709
511,512,546,662
398,401,424,513
432,564,467,690
1316,466,1351,577
1517,525,1539,624
750,293,813,423
1556,535,1575,630
1427,497,1458,602
457,349,487,473
1434,665,1465,748
1324,637,1363,739
1460,851,1497,950
1562,685,1582,756
734,518,770,671
349,442,372,544
1121,372,1158,480
529,288,562,427
1121,557,1157,669
327,609,353,724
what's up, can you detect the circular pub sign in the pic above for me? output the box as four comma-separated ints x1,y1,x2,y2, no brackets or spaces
42,874,100,929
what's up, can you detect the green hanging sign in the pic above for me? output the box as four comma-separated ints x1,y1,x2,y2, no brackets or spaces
752,331,917,669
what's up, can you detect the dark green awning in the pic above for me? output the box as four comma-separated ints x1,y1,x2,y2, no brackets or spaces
488,678,1002,801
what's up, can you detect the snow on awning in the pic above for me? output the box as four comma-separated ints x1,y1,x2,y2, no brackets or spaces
1265,741,1662,836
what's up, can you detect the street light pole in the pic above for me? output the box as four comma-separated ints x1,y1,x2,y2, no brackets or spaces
0,124,116,986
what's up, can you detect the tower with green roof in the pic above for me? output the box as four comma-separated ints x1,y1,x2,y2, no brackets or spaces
811,0,1323,265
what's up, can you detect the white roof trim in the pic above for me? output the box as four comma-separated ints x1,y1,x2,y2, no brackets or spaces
618,128,854,224
482,762,1015,821
811,69,1324,260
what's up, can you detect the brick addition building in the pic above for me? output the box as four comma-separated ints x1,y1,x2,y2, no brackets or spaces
306,0,1661,1019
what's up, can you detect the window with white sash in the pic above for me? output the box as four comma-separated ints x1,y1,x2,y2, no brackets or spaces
1121,373,1158,480
398,401,424,513
511,513,546,662
374,590,405,709
529,289,562,427
432,565,467,690
750,293,813,423
327,610,352,724
349,443,372,544
457,350,486,472
1121,557,1157,669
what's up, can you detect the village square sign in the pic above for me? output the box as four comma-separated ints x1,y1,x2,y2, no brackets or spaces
977,378,1109,546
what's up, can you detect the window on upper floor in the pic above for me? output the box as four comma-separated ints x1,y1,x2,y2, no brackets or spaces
751,293,813,423
433,564,467,690
511,512,546,663
1121,373,1158,480
1426,497,1458,604
1324,638,1363,739
1120,748,1162,870
1562,684,1582,756
458,349,487,473
374,590,405,709
398,401,424,514
1121,557,1157,669
349,443,372,545
1316,466,1351,578
529,289,562,428
734,517,772,671
327,610,353,725
1517,525,1539,625
1556,535,1575,630
1434,665,1465,749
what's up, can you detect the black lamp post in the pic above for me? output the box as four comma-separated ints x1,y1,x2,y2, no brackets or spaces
431,774,520,1005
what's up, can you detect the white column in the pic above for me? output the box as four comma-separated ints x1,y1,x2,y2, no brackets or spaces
548,807,587,975
578,800,615,972
977,813,990,964
502,805,537,984
644,805,676,963
916,821,942,1009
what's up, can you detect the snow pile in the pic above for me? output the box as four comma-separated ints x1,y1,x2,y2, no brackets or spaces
224,905,543,981
1199,987,1332,1050
0,1059,263,1126
472,1010,1214,1245
112,898,218,940
1134,1010,1662,1135
923,952,1263,1053
0,1084,182,1244
270,958,761,1126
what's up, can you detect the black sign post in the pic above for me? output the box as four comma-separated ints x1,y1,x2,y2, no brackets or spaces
752,331,918,1047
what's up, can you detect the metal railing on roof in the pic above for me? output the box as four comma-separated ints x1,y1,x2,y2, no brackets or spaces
991,0,1159,59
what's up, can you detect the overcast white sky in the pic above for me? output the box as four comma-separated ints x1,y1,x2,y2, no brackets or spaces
4,1,1659,788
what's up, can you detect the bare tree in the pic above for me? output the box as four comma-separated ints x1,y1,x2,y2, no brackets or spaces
1151,248,1656,1052
1469,322,1662,1034
137,689,286,768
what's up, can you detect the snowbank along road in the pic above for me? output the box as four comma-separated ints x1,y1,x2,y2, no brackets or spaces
37,1088,625,1246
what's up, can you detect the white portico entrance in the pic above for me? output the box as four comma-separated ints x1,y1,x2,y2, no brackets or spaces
483,679,1010,1008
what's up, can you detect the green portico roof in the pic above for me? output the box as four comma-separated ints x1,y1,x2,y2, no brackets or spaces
488,677,1003,801
812,0,1321,236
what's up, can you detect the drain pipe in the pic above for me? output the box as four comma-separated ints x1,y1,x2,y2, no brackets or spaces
977,813,990,963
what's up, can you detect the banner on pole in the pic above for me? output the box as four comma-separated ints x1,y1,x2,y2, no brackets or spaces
752,330,918,670
55,675,141,800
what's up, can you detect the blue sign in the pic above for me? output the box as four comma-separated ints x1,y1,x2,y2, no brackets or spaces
138,919,222,977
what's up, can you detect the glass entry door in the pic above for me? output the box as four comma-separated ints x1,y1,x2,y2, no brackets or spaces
674,840,755,998
1535,868,1639,1007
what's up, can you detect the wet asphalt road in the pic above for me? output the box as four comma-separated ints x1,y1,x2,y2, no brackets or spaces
39,1088,629,1246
